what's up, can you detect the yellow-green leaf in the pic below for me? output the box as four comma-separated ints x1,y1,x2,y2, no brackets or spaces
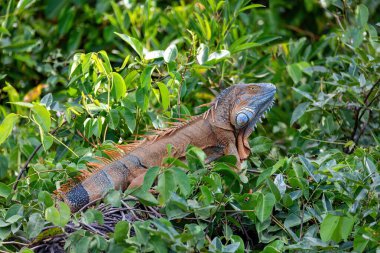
111,72,126,100
115,32,144,59
45,202,71,227
157,82,170,111
32,104,51,132
0,113,19,145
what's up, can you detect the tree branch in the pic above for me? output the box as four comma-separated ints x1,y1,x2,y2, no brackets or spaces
345,79,380,153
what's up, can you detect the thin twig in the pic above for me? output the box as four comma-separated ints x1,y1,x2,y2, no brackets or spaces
237,216,254,250
0,241,29,246
79,222,107,237
177,50,192,117
77,197,103,213
346,78,380,153
299,202,305,239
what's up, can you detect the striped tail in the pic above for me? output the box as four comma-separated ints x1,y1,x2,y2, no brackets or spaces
55,154,147,212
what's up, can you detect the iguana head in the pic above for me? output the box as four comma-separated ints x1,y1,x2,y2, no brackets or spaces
213,83,276,160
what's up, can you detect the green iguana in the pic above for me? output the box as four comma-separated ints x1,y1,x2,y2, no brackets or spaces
55,83,276,212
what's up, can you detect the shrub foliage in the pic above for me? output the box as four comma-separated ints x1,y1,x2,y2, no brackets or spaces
0,0,379,252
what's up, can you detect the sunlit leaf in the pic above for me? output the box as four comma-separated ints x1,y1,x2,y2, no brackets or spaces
111,72,127,100
115,32,144,59
32,104,51,132
163,44,178,63
157,82,170,111
0,113,19,145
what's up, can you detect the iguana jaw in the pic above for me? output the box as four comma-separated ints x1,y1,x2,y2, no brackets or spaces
237,84,276,160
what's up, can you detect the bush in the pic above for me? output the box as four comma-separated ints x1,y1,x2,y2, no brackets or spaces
0,0,379,252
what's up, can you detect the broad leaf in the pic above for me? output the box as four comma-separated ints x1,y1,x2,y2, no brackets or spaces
0,113,19,145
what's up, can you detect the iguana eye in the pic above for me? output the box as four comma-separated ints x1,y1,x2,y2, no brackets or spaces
236,112,249,127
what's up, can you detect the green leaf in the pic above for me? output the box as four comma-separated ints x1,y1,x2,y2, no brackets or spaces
356,4,369,27
45,202,70,227
141,166,160,192
115,32,144,59
261,240,284,253
145,50,164,60
119,107,136,133
38,191,54,207
250,136,273,154
58,202,71,226
0,182,11,198
104,190,121,208
58,8,75,36
26,213,44,239
136,87,149,111
45,206,60,226
140,66,154,89
266,179,281,201
42,135,54,151
230,42,260,54
290,102,310,125
32,104,51,132
8,102,33,108
286,63,302,84
163,44,178,63
0,113,19,145
320,214,355,243
157,170,176,205
292,87,314,101
157,82,170,111
76,236,90,252
172,167,190,197
186,146,206,171
111,72,126,100
299,155,320,183
0,26,10,36
114,220,130,243
40,93,53,108
206,50,230,65
213,163,240,193
286,62,311,84
20,248,34,253
108,109,120,130
239,4,265,12
5,204,23,222
231,235,245,253
82,209,104,225
98,50,112,74
0,226,11,241
254,192,276,222
200,186,213,205
132,189,158,206
124,70,139,87
354,228,369,253
197,43,209,65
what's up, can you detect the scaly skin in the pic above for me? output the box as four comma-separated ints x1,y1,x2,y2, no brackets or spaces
56,83,276,212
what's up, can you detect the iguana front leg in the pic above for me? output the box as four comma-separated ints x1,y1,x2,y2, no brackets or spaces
224,142,242,171
127,169,147,189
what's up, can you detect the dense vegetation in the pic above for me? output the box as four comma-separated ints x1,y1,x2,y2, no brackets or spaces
0,0,379,252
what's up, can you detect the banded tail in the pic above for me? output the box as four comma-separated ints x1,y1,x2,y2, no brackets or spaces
55,149,147,212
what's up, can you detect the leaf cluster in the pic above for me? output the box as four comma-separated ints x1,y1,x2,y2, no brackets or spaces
0,0,379,252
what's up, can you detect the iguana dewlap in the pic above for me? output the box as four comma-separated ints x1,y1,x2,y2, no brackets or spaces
55,83,276,212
